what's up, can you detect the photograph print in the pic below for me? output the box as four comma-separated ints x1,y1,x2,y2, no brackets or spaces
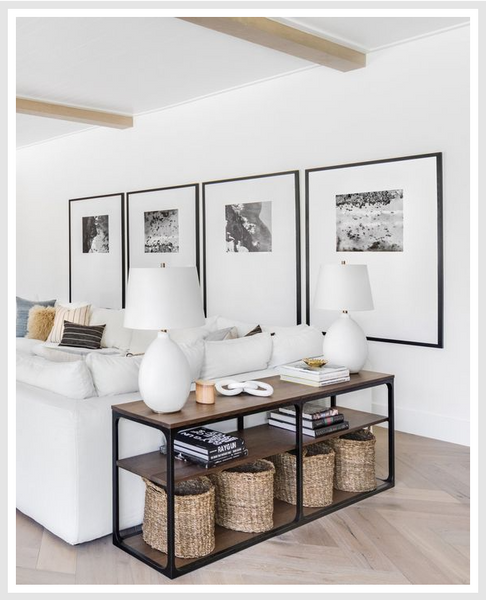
306,153,443,347
82,214,109,253
126,184,199,272
225,201,272,252
203,170,300,326
144,208,179,253
69,193,125,309
336,188,404,252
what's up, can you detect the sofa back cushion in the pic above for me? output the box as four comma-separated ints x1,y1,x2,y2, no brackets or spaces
215,316,257,337
17,353,96,399
268,326,324,368
86,353,142,396
128,316,219,355
90,307,132,350
200,333,272,380
86,339,204,395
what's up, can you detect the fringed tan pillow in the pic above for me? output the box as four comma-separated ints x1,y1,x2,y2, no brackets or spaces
26,305,57,341
46,304,91,344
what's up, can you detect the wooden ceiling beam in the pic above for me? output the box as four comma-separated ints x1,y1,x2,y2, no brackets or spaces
16,98,133,129
178,17,366,72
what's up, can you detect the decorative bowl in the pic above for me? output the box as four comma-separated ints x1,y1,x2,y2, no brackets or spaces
302,357,328,368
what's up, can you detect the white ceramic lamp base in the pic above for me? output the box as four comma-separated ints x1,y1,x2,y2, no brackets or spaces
322,313,368,374
139,331,191,413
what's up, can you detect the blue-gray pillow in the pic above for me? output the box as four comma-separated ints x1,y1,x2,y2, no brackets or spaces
16,297,56,337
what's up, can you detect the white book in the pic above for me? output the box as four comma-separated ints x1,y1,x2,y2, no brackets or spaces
277,359,349,381
280,374,351,387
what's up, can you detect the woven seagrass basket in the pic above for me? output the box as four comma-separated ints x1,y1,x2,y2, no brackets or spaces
269,443,335,507
208,459,275,533
327,429,376,492
142,476,215,559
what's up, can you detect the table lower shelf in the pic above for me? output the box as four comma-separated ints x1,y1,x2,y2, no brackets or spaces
117,406,388,486
117,482,392,573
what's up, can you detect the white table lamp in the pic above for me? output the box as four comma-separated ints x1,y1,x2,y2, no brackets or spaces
124,266,205,413
314,262,374,373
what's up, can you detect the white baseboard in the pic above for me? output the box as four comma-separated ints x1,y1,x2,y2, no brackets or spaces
372,402,470,446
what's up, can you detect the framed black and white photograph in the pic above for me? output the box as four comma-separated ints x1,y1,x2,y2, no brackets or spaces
69,193,125,308
203,171,301,325
306,153,443,347
127,184,199,272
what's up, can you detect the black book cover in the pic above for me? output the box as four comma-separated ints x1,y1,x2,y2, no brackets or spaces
312,421,350,437
279,403,340,420
176,448,249,468
175,427,246,456
270,412,345,429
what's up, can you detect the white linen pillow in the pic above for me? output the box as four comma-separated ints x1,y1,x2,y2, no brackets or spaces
170,327,210,345
268,326,324,368
55,300,91,310
86,354,142,396
89,307,132,350
200,333,272,380
47,305,91,343
215,316,258,337
16,353,96,399
205,327,238,341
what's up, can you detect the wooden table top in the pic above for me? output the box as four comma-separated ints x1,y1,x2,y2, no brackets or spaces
112,371,393,430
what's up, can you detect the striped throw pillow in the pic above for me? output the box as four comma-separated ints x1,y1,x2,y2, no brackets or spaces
46,305,91,343
59,321,106,350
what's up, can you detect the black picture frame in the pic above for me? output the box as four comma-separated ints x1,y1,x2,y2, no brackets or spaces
69,192,126,308
203,170,301,325
126,184,200,278
305,153,443,348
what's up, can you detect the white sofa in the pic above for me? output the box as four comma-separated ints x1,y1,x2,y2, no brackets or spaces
16,316,324,545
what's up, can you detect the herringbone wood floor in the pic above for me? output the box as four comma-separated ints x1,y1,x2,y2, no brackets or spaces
16,427,470,585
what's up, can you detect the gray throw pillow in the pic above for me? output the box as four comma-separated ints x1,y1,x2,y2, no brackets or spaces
16,296,56,338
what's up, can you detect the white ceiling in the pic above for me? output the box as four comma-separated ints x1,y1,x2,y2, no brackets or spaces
16,16,469,148
276,17,469,53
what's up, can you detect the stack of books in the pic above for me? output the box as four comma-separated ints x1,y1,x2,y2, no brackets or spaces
276,359,350,387
268,402,349,438
173,427,248,468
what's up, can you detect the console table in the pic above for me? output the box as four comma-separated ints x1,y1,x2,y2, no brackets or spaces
112,371,395,579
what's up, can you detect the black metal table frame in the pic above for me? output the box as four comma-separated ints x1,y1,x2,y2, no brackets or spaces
112,377,395,580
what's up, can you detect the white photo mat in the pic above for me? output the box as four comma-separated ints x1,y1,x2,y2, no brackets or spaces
127,185,199,272
69,193,125,309
306,154,443,347
203,171,301,325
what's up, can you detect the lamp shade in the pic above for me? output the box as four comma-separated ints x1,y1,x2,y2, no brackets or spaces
314,263,374,312
124,267,205,330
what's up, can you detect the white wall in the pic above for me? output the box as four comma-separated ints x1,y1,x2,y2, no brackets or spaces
17,26,470,445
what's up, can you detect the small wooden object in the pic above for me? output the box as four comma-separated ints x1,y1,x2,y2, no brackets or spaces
195,380,216,405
